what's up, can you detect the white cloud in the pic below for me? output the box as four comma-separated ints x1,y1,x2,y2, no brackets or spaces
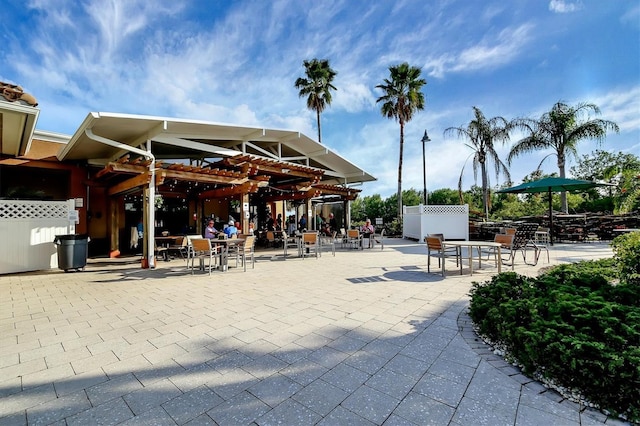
548,0,582,14
621,5,640,29
590,85,640,133
424,23,534,78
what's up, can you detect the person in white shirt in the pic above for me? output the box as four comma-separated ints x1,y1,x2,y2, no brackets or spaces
204,220,218,239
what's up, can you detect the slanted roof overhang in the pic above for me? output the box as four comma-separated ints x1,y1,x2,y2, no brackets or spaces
57,112,375,186
0,100,39,157
93,156,267,198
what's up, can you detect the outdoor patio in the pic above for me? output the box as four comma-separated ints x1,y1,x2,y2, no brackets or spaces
0,239,626,425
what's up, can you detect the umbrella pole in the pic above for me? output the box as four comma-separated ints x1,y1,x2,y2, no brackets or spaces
548,188,554,245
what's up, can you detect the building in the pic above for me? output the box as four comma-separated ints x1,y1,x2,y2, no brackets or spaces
0,83,375,274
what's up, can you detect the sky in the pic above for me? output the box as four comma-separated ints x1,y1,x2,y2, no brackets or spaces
2,0,639,199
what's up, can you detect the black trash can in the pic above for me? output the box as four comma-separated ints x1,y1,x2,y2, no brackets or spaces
54,234,89,272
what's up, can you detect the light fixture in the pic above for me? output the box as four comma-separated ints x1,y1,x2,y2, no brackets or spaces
421,130,431,205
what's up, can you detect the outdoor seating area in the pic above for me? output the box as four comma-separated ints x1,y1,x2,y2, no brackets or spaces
424,222,555,277
0,237,619,425
142,226,392,274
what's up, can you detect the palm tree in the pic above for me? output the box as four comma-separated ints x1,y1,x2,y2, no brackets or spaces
509,101,619,212
294,59,337,143
376,62,426,220
444,106,512,220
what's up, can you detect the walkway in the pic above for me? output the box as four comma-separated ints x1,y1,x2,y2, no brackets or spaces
0,239,627,425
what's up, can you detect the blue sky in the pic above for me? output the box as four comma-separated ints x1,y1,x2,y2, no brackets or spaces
2,0,638,198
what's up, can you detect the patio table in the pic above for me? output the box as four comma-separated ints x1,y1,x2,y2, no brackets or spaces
210,238,243,271
441,240,502,276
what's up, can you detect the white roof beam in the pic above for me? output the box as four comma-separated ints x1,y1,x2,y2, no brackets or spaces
152,135,240,157
244,141,278,160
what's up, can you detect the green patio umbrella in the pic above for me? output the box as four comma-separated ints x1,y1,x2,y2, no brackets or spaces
497,177,614,244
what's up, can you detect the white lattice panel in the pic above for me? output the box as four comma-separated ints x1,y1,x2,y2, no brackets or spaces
0,200,69,219
422,204,468,215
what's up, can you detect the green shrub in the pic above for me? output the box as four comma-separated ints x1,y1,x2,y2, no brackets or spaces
469,261,640,422
611,232,640,285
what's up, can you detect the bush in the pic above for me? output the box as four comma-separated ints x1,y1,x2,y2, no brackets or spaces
469,259,640,421
611,232,640,285
386,219,403,237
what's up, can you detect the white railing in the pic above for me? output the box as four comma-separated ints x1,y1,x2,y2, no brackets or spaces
403,204,469,241
0,199,75,274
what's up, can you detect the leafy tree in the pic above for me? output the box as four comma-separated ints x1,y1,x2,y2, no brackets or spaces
376,63,426,220
571,150,640,213
350,197,366,222
362,194,385,223
444,106,512,220
401,188,423,208
294,58,337,143
429,188,461,205
509,101,619,213
571,150,640,182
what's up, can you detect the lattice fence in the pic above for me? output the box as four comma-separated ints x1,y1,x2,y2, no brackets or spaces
0,200,69,219
403,204,469,240
0,200,74,274
421,204,468,215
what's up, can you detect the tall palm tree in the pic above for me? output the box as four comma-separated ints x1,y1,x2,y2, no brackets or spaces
509,101,619,212
294,59,337,144
376,62,426,220
444,106,512,220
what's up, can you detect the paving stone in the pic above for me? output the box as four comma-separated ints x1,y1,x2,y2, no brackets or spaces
518,390,581,423
344,350,388,375
241,353,289,380
341,384,400,424
85,373,144,406
256,398,322,425
118,407,177,425
207,390,270,425
0,411,27,426
516,404,581,426
183,413,216,425
21,362,75,390
66,396,134,426
451,395,515,425
292,379,349,416
123,378,182,416
0,376,23,398
247,373,301,407
133,359,186,387
364,367,417,400
279,358,328,386
162,385,222,425
169,362,222,393
206,368,259,400
26,390,91,425
316,405,376,426
321,363,371,393
413,372,468,407
385,353,430,378
307,345,350,369
53,368,109,397
427,357,476,385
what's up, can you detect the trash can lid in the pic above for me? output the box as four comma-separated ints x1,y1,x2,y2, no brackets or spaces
54,234,89,241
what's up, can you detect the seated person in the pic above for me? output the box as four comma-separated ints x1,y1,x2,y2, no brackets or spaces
328,213,337,232
361,219,375,247
204,220,218,239
234,221,242,234
224,220,238,237
361,219,375,236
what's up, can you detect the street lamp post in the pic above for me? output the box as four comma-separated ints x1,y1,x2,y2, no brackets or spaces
421,130,431,205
